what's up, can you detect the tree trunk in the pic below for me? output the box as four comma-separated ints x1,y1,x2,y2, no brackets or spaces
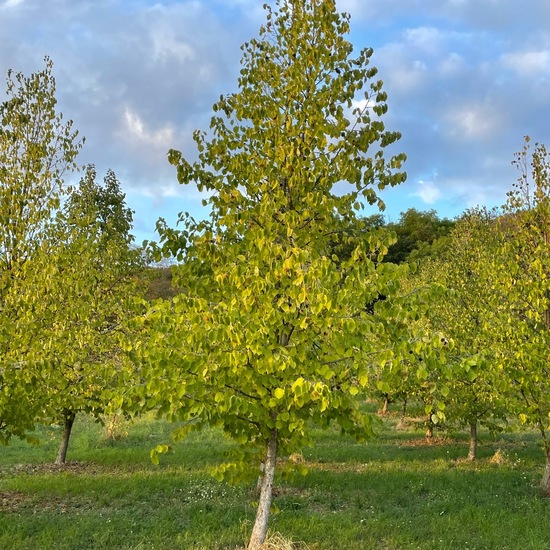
425,415,434,440
255,462,265,496
467,421,477,461
248,429,278,550
401,398,408,422
542,454,550,496
55,410,76,465
380,394,389,415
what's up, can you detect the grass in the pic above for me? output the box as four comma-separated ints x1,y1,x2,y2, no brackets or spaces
1,408,549,549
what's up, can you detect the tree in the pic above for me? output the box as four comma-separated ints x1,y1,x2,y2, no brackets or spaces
42,165,143,464
489,139,550,493
385,208,454,264
129,1,423,546
0,57,82,442
419,138,550,481
418,209,509,458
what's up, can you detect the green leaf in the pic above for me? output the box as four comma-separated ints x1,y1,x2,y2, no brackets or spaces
274,387,285,399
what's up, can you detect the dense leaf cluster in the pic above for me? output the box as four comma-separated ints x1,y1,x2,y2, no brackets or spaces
0,60,143,461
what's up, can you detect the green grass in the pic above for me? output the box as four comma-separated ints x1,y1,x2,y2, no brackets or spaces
1,410,549,549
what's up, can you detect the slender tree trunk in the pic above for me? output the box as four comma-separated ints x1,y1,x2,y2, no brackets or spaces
248,429,278,550
55,410,76,465
534,406,550,496
425,414,434,440
401,398,408,422
380,394,389,415
467,421,477,461
542,453,550,496
539,423,550,495
255,462,265,496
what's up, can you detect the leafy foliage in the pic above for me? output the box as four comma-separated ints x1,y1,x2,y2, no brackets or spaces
385,208,455,264
490,139,550,491
413,138,550,484
0,57,83,442
0,59,142,455
129,0,427,545
415,208,509,450
36,165,144,461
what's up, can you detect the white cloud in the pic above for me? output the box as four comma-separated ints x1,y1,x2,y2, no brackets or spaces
1,0,24,8
120,106,174,151
501,50,550,77
441,176,504,211
411,180,441,204
351,96,381,114
140,183,184,199
150,30,195,64
393,59,427,91
375,27,471,97
438,52,467,76
376,43,428,93
404,27,444,53
444,103,501,140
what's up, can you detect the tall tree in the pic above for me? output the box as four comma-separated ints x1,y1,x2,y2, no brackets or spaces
130,1,421,546
0,57,82,442
418,209,509,457
490,139,550,493
42,165,143,464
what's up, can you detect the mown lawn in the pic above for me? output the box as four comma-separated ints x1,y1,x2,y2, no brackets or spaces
1,408,549,549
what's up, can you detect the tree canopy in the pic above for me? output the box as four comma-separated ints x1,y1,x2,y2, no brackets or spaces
0,57,82,443
37,165,144,464
127,0,425,546
0,61,143,461
385,208,455,264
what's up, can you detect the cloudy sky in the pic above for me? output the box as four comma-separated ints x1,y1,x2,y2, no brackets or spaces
1,0,548,243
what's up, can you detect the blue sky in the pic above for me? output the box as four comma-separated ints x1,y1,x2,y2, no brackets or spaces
1,0,549,243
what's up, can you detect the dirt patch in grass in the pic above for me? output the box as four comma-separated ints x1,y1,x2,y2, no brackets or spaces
4,460,149,477
0,490,27,512
304,460,370,473
398,436,459,447
0,489,96,514
9,460,103,475
272,486,311,499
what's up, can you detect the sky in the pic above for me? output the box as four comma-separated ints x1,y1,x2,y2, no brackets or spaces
1,0,549,244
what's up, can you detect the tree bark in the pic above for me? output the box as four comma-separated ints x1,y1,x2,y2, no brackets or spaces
542,454,550,496
55,410,76,465
401,398,408,422
255,462,264,496
425,415,434,440
379,394,389,415
467,421,477,461
248,429,278,550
